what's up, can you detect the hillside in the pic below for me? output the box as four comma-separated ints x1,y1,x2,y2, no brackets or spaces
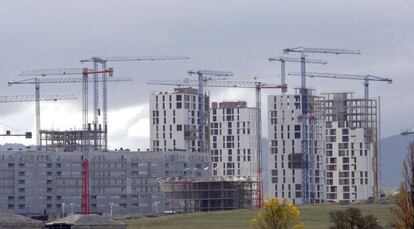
380,134,414,187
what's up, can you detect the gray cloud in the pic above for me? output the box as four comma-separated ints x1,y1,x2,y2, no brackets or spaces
0,0,413,147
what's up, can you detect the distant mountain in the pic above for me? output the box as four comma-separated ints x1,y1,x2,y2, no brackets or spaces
380,134,414,187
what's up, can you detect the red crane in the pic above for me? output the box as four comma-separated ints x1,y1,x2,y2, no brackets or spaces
20,67,113,214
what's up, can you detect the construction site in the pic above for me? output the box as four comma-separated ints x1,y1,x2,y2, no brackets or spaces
160,177,257,212
0,45,393,223
1,1,411,228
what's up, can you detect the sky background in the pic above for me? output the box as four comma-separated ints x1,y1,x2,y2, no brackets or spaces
0,0,413,150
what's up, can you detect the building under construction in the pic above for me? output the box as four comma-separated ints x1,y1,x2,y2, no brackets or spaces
267,89,326,205
322,92,378,202
39,126,105,152
160,177,256,212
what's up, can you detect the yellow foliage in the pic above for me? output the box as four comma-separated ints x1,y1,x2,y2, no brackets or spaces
251,198,303,229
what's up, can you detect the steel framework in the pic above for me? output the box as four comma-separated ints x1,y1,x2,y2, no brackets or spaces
79,55,190,151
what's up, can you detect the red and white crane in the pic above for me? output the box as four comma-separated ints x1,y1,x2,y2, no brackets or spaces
17,67,114,215
79,56,190,151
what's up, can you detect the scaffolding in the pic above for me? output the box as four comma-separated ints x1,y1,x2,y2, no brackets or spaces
160,177,256,212
40,126,105,152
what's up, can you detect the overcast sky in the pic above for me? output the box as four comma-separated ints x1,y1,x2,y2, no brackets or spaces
0,0,413,149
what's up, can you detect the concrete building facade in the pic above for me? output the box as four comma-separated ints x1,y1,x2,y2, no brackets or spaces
150,87,209,153
0,150,209,216
267,89,326,205
322,92,377,203
210,101,257,178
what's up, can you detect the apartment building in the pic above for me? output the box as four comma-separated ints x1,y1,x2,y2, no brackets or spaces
210,101,257,178
267,89,326,205
322,92,377,203
150,88,209,153
0,150,209,215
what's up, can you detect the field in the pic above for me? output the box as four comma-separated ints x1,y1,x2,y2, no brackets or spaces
122,203,396,229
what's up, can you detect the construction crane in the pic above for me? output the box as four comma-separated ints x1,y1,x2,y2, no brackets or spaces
79,55,190,151
186,70,234,154
287,71,391,202
402,129,414,136
287,72,392,100
18,67,114,215
0,94,76,103
268,56,327,94
281,47,361,204
0,130,32,139
283,47,361,89
8,76,131,150
0,94,77,140
20,68,114,152
148,78,286,208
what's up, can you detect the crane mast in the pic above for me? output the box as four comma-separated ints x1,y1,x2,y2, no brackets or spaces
288,70,391,202
268,56,327,94
282,47,361,204
79,55,189,151
17,67,113,215
186,70,233,154
8,76,130,151
0,94,76,143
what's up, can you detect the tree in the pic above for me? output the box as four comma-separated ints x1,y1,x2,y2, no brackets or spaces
329,207,381,229
393,142,414,228
329,210,348,229
360,215,382,229
250,198,304,229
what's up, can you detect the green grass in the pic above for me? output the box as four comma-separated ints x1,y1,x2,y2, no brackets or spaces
122,203,396,229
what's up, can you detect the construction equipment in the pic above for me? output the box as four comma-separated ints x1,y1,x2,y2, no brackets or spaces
80,56,190,151
0,130,32,138
283,47,361,89
148,78,286,208
8,77,131,150
288,71,391,202
0,94,76,140
186,70,233,154
282,47,361,204
0,94,76,103
268,56,327,93
287,72,392,100
18,67,114,215
401,129,414,136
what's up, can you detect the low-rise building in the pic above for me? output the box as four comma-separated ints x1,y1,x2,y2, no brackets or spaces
0,150,209,215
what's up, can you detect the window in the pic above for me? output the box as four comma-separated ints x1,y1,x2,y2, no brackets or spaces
177,125,182,131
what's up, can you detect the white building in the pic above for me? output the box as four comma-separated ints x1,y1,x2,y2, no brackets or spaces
322,92,377,203
267,89,326,205
210,101,257,178
150,87,209,153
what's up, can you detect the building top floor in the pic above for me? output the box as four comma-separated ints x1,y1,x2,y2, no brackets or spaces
211,101,249,109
